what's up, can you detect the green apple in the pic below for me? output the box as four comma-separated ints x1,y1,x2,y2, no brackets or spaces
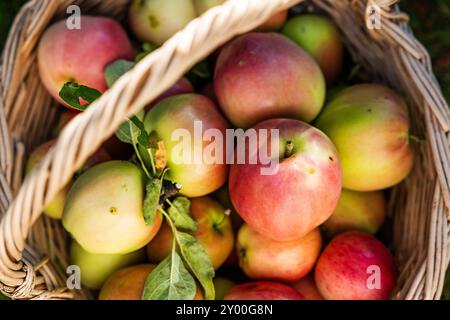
283,14,344,85
63,161,162,254
128,0,197,45
70,240,145,289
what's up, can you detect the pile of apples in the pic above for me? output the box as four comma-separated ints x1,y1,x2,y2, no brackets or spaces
31,0,414,300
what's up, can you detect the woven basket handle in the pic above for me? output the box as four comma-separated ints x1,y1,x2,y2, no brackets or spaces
0,0,301,297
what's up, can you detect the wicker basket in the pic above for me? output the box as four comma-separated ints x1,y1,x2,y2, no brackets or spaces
0,0,449,300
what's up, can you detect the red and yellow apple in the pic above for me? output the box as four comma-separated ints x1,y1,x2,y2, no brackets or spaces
229,118,342,241
214,33,325,128
38,16,133,108
237,224,322,281
143,94,229,197
282,15,344,85
70,240,145,290
63,161,162,254
224,281,304,300
315,84,413,191
315,231,397,300
146,196,234,269
322,189,387,237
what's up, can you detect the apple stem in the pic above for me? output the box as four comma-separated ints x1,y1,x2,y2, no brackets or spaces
284,141,294,158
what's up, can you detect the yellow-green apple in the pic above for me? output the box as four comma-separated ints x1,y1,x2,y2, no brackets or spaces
224,281,304,300
291,275,323,300
315,231,397,300
194,0,225,15
214,33,325,128
63,161,162,254
38,16,133,108
256,10,288,31
315,84,413,191
282,15,343,85
229,118,342,241
70,240,145,290
128,0,197,45
99,264,204,300
322,189,386,237
237,224,321,281
26,140,111,219
143,94,229,197
214,277,235,300
146,196,234,269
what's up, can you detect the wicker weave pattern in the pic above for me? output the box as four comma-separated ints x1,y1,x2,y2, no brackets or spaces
0,0,449,300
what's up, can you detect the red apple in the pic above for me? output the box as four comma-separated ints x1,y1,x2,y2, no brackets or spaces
291,275,323,300
38,16,133,108
256,10,288,31
146,196,234,269
229,118,342,241
143,94,229,197
315,231,397,300
237,224,322,281
214,33,325,128
224,281,304,300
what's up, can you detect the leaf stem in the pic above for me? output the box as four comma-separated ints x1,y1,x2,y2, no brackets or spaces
133,142,151,178
147,148,157,177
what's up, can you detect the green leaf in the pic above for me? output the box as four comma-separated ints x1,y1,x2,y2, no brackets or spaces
167,197,197,232
177,232,215,300
115,118,140,145
129,116,150,148
115,113,149,148
142,251,196,300
59,82,102,111
143,177,163,225
104,59,135,87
